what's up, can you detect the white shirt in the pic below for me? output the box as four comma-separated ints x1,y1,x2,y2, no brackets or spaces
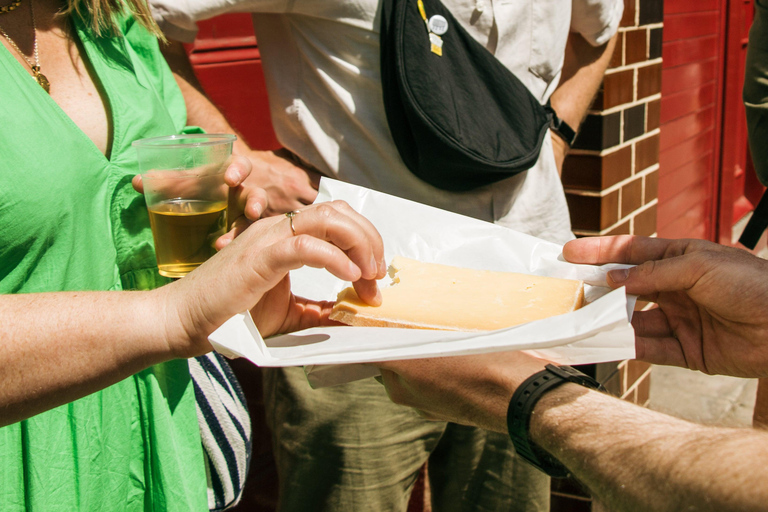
150,0,622,244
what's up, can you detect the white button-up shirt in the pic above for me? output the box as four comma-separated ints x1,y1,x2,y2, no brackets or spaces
150,0,622,244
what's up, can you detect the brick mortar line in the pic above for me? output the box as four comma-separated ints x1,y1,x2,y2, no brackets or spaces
573,228,659,237
618,22,664,32
567,127,661,157
570,200,658,236
605,57,662,75
563,163,660,197
587,93,662,116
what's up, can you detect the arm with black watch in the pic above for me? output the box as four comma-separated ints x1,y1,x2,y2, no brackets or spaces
550,114,577,147
507,364,605,478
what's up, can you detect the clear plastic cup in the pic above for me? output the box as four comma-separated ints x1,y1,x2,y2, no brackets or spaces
133,134,237,278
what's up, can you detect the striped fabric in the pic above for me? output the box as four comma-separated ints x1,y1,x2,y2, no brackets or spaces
189,353,252,512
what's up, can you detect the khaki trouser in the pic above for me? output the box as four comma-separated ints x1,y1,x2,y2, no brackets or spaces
263,366,550,512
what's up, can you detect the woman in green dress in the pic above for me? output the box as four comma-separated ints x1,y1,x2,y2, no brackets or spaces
0,1,385,510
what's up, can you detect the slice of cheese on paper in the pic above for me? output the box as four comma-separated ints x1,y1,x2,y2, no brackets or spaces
329,256,585,331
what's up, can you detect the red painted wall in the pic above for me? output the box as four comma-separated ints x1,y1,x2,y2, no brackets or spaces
659,0,760,244
658,0,723,240
186,14,280,151
717,0,760,245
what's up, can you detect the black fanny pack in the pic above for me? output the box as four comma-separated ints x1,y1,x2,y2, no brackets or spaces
380,0,567,191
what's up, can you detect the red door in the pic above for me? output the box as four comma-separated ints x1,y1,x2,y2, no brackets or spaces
718,0,762,245
660,0,764,245
659,0,724,240
185,14,281,151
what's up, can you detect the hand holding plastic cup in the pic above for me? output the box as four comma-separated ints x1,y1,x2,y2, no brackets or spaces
133,134,237,278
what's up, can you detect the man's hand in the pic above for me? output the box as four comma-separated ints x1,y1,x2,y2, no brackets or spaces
244,148,322,217
159,41,321,216
564,235,768,378
131,155,269,249
375,351,549,433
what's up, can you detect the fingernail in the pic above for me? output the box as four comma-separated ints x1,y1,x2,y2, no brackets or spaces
254,202,264,218
608,268,629,284
370,255,377,277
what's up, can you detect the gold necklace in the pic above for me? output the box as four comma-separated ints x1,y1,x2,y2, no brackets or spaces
0,1,50,93
0,0,21,14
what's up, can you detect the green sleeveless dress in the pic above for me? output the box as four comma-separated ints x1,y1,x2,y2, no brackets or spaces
0,15,208,512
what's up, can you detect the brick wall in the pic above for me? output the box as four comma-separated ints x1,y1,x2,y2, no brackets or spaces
551,0,661,510
562,0,662,239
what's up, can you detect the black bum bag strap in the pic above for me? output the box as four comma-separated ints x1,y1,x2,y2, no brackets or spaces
739,189,768,250
380,0,573,191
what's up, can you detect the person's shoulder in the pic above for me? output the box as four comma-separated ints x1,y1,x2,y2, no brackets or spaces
146,0,223,44
571,0,624,47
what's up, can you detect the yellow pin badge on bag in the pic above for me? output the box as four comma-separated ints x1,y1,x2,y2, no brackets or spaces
428,15,448,56
429,33,443,56
417,1,449,57
428,15,448,35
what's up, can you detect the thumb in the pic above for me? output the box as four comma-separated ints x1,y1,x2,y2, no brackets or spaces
132,175,144,194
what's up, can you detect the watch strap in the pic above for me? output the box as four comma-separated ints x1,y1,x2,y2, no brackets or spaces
507,364,604,478
550,114,577,146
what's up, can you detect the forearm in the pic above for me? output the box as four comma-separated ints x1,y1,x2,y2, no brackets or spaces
161,40,251,154
0,289,177,426
531,384,768,511
550,32,618,133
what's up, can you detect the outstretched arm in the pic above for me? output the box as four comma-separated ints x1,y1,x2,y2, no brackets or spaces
376,351,768,512
532,380,768,512
2,201,385,427
0,289,179,428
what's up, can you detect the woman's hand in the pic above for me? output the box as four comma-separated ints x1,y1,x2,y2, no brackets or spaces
132,155,269,249
162,200,387,357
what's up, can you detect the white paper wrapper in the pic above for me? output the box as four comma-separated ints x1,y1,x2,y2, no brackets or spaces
209,178,637,387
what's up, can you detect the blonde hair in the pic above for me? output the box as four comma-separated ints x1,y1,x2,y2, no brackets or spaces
62,0,163,38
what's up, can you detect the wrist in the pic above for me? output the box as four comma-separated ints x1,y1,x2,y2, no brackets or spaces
551,130,570,153
550,118,577,149
484,357,548,432
152,281,212,360
233,140,252,156
528,383,599,460
507,365,603,477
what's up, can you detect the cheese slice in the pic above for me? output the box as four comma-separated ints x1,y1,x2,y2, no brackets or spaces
329,256,585,331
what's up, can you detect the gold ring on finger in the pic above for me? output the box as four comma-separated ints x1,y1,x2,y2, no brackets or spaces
285,210,301,236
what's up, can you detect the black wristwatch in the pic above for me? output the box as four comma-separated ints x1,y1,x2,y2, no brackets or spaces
550,115,577,147
507,364,605,478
